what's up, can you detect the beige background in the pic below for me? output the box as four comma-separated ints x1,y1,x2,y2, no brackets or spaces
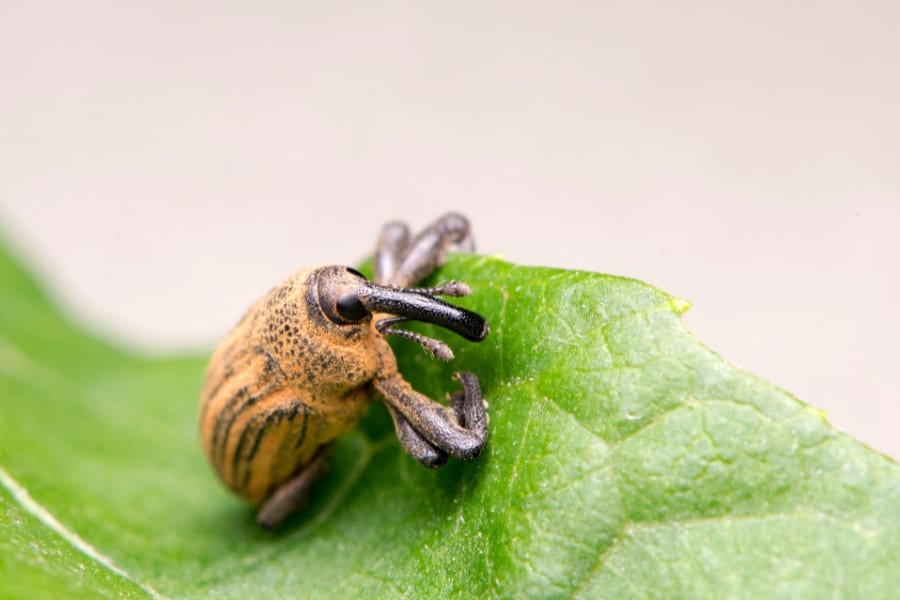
1,2,897,459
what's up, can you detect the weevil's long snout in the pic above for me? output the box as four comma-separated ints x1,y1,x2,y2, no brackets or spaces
357,283,489,341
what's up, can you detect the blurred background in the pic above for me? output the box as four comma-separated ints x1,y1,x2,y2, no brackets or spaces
1,2,897,459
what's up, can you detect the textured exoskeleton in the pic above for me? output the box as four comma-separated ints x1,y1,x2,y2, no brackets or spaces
199,213,489,528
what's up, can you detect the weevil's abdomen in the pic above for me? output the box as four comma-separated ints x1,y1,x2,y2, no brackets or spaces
200,373,370,504
199,267,380,505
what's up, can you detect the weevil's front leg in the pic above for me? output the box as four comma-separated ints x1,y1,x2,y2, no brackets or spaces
388,213,474,288
447,372,489,431
385,403,449,468
256,443,333,530
375,372,487,460
374,221,410,285
383,372,486,467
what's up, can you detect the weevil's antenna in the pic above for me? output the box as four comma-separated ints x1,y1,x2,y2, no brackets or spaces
410,281,471,298
376,317,454,361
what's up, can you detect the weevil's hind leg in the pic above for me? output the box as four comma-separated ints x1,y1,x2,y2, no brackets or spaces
374,222,411,285
375,371,487,460
388,213,474,288
256,444,334,530
385,404,448,467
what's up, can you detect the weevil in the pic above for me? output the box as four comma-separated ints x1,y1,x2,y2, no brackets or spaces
199,213,489,528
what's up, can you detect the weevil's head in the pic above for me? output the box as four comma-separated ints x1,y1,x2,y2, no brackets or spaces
256,266,488,394
311,266,488,350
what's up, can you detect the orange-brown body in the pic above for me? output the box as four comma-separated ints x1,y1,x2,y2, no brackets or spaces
199,214,489,529
199,266,398,505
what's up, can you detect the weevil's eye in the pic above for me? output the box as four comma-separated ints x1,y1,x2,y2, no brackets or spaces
336,292,368,321
315,266,373,325
345,267,366,279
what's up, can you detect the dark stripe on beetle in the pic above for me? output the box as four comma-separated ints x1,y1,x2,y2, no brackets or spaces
243,404,300,468
266,407,310,485
211,385,249,469
232,406,296,489
199,301,265,421
293,407,310,450
213,380,283,472
213,384,272,470
229,410,267,486
261,347,289,380
202,298,284,423
211,346,285,468
199,362,236,422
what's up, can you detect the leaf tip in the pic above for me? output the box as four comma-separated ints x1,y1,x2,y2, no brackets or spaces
669,296,692,315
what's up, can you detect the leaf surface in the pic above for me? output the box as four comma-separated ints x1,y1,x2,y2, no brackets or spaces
1,243,897,599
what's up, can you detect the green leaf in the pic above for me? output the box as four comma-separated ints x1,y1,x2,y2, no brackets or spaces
1,240,898,599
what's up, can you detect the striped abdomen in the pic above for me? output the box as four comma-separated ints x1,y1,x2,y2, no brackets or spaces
200,344,319,504
200,344,374,505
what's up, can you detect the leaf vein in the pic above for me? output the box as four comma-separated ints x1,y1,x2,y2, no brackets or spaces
0,465,168,599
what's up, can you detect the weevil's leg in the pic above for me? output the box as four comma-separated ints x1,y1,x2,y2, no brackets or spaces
374,221,411,285
256,444,333,530
375,371,487,460
389,212,474,288
385,403,449,468
448,372,489,430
